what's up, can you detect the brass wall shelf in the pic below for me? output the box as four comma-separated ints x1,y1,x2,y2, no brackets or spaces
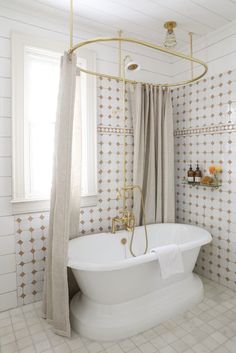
181,180,221,188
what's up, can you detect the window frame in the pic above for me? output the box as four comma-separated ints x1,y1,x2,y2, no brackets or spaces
12,33,97,214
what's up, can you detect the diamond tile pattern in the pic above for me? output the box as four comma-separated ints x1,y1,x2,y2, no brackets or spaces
172,69,236,292
15,213,49,306
1,278,236,353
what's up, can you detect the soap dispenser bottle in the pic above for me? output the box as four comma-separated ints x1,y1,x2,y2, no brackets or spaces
187,165,195,183
195,164,202,184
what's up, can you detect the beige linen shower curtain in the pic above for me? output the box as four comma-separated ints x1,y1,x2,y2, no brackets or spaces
42,52,81,337
130,83,175,225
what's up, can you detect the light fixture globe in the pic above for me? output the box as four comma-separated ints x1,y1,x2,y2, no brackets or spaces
164,21,177,48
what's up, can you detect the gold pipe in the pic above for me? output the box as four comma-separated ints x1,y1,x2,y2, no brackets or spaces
123,185,148,227
129,185,148,257
69,0,74,49
118,30,123,77
118,185,149,256
122,55,129,210
121,54,134,210
67,36,208,88
189,32,193,79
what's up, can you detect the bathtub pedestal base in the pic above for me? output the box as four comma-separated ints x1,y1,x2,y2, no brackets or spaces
70,273,204,341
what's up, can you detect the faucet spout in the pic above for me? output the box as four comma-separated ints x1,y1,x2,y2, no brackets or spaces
111,217,121,234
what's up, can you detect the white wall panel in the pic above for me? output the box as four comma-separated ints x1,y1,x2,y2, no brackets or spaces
0,118,11,136
0,138,11,156
0,235,15,255
0,197,12,216
0,177,12,197
0,272,16,294
0,216,14,236
0,291,17,311
0,77,11,97
0,158,11,176
0,254,15,274
0,98,11,117
0,58,10,78
0,37,10,58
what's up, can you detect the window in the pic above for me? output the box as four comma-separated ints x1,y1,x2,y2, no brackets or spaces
12,34,97,214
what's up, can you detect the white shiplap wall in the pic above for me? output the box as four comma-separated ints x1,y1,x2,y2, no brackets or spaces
0,4,17,310
172,20,236,81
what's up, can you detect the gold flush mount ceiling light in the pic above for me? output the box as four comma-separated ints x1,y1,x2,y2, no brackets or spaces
164,21,177,48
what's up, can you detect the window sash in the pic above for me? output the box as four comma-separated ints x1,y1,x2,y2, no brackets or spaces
12,33,97,214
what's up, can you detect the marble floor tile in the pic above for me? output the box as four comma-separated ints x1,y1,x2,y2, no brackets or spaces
0,277,236,353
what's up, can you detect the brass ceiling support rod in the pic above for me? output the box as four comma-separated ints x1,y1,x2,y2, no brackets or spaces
118,30,123,77
69,0,73,49
189,32,194,80
122,56,127,210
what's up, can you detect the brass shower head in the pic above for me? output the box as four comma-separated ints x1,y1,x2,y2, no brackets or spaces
125,56,141,71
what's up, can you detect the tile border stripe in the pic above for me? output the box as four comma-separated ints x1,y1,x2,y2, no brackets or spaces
97,126,133,135
174,123,236,136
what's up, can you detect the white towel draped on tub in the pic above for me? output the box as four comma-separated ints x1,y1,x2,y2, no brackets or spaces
151,244,184,279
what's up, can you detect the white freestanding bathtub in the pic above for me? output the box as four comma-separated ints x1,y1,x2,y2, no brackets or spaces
68,223,212,341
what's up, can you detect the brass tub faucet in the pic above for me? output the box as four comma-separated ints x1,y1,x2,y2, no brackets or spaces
111,210,135,234
111,185,148,257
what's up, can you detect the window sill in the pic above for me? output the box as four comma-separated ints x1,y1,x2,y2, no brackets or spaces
11,195,98,215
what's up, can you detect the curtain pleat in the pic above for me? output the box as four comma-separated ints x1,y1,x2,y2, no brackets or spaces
130,83,175,225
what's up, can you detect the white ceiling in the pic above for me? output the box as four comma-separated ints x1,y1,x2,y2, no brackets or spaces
31,0,236,47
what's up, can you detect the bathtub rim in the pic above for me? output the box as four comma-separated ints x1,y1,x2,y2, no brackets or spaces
68,223,212,272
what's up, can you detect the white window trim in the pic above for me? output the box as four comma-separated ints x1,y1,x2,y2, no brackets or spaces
12,33,97,214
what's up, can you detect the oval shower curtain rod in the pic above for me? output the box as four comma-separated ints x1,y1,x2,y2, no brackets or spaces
68,0,208,87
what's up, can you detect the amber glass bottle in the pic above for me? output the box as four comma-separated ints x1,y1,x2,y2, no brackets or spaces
195,164,202,184
187,165,195,183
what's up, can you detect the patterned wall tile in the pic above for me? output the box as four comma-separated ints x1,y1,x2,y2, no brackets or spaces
15,213,48,305
172,69,236,291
